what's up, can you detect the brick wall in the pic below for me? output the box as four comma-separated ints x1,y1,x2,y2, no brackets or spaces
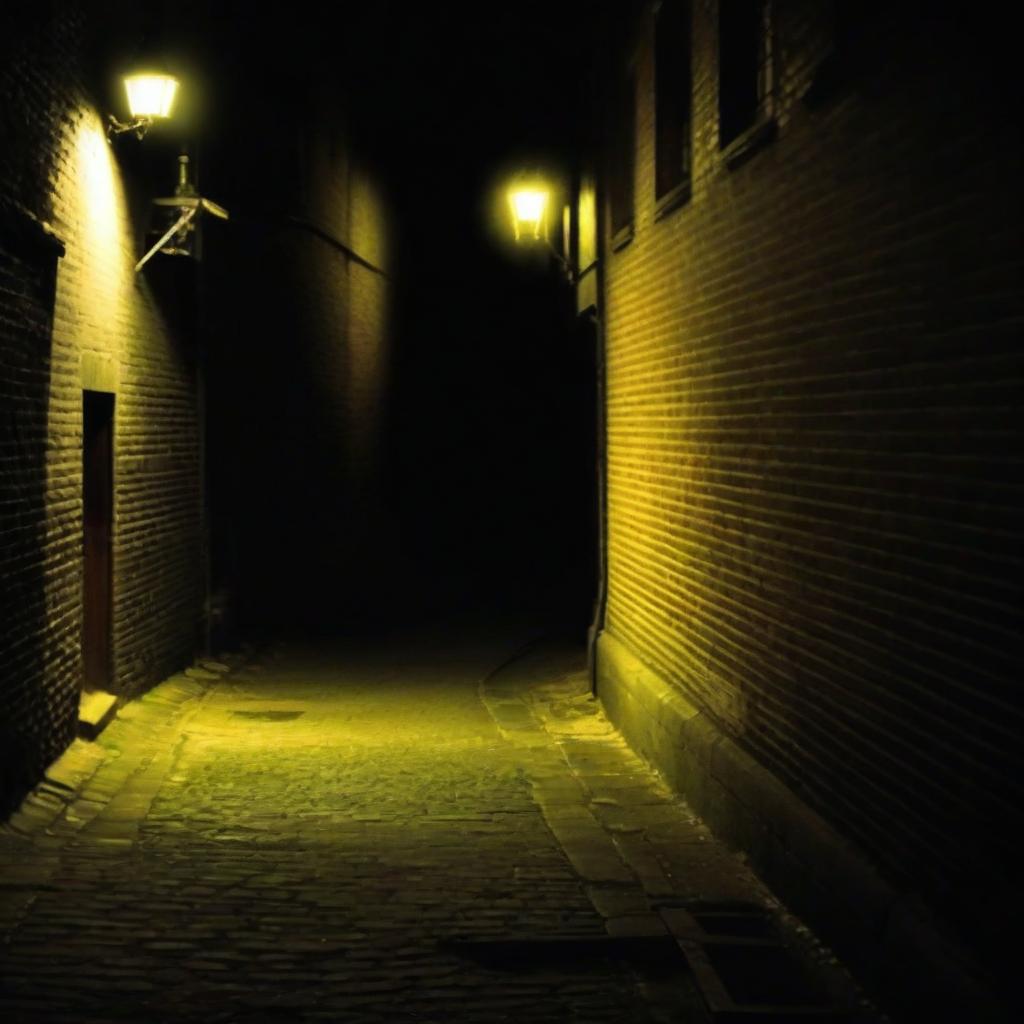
1,4,203,812
206,96,392,630
600,0,1022,997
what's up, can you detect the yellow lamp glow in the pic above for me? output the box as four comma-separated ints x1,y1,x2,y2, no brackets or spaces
124,73,179,120
508,186,549,241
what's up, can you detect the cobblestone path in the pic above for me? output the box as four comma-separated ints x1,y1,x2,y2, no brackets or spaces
0,630,869,1023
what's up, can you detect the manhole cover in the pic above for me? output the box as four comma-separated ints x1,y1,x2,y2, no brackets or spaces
230,710,304,721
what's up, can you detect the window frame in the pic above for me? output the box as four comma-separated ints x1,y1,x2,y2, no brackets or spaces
608,68,637,251
654,0,694,220
717,0,777,169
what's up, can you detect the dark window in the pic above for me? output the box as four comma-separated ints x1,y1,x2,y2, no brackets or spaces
608,71,636,243
655,0,693,204
803,1,883,108
718,0,772,149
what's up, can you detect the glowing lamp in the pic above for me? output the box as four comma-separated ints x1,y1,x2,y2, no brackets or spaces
108,71,179,140
509,186,549,241
124,73,179,120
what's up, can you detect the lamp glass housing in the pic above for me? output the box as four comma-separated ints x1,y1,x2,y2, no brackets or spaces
124,74,179,119
509,186,549,241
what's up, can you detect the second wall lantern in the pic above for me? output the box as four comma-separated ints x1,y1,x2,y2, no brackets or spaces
508,184,550,242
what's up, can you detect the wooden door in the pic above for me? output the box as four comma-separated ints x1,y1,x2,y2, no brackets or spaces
83,390,114,691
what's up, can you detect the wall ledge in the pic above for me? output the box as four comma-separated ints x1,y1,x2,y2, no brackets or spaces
0,199,65,259
595,628,1007,1023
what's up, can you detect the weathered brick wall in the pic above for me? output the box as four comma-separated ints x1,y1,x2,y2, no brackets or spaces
1,4,202,811
207,101,392,630
602,0,1021,983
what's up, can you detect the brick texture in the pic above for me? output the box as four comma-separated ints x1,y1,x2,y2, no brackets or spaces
204,98,392,630
601,0,1022,975
1,5,202,812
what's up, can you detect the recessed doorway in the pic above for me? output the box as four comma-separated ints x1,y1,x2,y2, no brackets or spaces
82,389,114,692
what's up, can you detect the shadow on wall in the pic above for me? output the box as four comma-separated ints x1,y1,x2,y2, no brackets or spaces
0,208,69,817
204,212,394,635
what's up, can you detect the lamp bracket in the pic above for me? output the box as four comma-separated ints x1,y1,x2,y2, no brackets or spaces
107,114,152,141
134,153,230,272
134,207,197,272
134,198,230,273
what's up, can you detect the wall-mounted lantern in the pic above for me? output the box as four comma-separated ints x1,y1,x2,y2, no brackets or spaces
507,175,575,283
108,71,179,140
103,67,230,271
508,184,550,242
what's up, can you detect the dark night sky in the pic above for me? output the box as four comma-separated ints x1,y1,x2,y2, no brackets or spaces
118,1,617,174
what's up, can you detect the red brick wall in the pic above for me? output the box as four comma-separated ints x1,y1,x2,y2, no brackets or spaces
602,0,1021,973
1,5,202,809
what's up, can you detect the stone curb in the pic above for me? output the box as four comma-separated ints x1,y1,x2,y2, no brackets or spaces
0,653,250,938
482,637,887,1022
595,628,1007,1024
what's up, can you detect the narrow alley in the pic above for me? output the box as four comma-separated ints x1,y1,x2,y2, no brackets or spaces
0,630,869,1022
2,3,1020,1022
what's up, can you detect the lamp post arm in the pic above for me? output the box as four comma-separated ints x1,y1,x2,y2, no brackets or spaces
134,206,198,272
107,114,152,141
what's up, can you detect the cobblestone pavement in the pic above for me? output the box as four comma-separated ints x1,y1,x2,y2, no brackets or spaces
0,628,877,1023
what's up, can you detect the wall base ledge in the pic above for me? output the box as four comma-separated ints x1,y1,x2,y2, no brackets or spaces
595,628,1007,1023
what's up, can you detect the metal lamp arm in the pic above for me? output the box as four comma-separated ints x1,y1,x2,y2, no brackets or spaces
107,114,152,141
134,207,197,272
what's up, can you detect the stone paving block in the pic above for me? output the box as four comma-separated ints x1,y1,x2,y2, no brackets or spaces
585,884,652,919
556,842,637,884
605,912,669,938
